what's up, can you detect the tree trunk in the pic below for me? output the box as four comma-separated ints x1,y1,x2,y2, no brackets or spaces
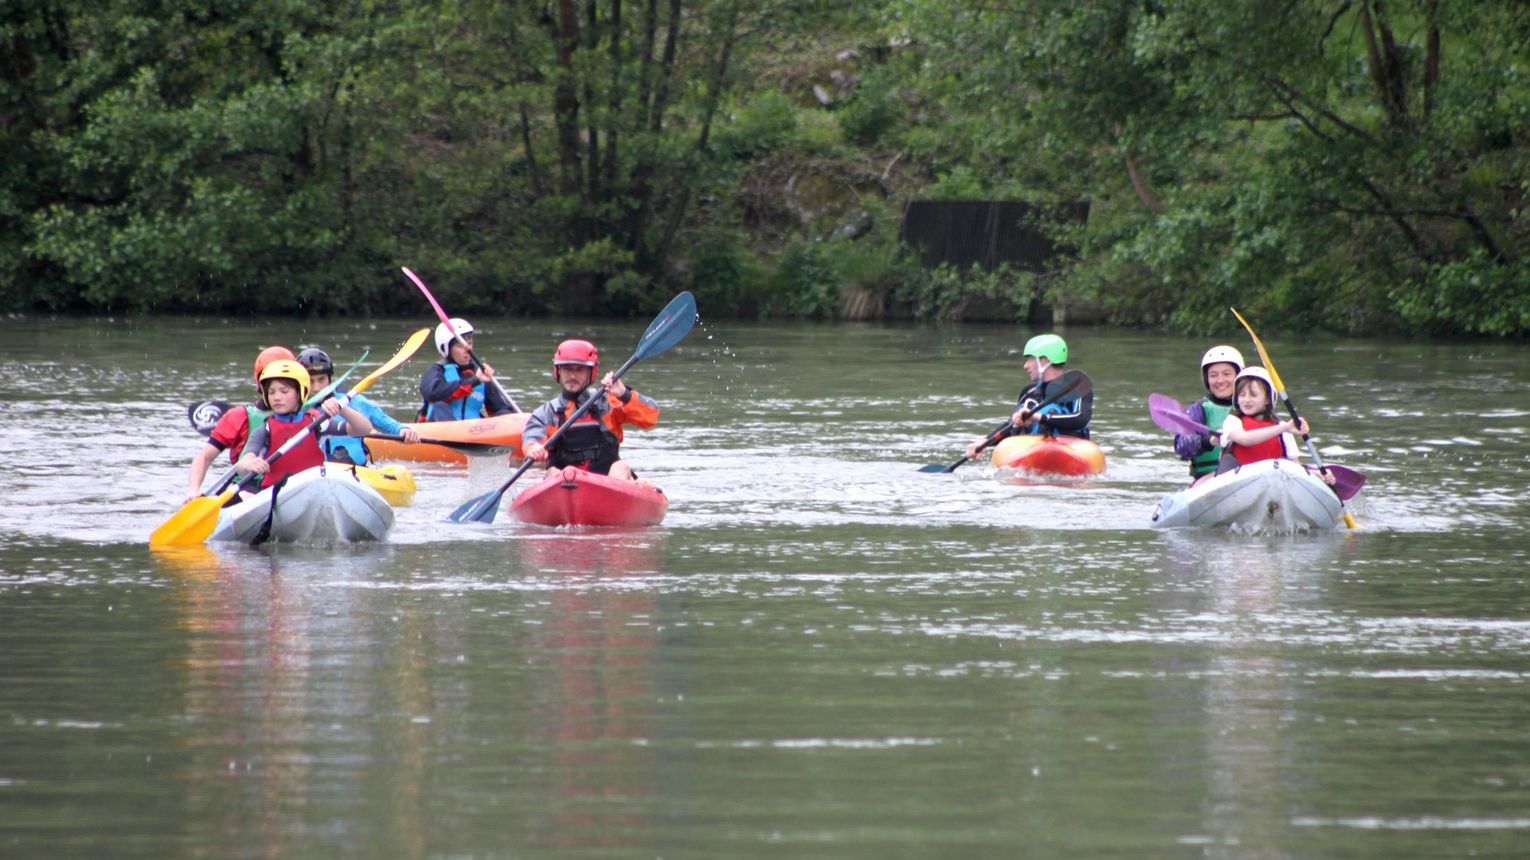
1357,1,1409,128
553,0,584,199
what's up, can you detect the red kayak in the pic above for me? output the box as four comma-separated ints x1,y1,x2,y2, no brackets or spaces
508,466,669,527
990,434,1106,477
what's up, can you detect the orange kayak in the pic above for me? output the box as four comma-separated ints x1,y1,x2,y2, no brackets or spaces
365,413,527,464
990,435,1106,477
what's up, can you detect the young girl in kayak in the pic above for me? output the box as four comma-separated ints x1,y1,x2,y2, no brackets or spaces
418,318,516,421
232,360,374,494
1174,345,1243,485
297,347,418,464
963,333,1092,460
1217,366,1336,486
183,345,294,502
520,339,659,481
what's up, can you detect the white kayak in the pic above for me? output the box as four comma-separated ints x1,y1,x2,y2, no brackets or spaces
1150,458,1343,532
209,464,395,545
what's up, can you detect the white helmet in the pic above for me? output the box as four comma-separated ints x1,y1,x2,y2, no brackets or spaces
1200,345,1245,389
434,318,475,357
1234,365,1274,401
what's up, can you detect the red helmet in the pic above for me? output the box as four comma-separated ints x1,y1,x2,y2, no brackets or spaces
552,339,599,380
253,346,296,382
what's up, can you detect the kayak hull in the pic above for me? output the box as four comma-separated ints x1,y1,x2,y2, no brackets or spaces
365,413,527,464
355,463,416,507
1151,458,1342,532
509,466,668,527
209,464,395,544
990,435,1106,477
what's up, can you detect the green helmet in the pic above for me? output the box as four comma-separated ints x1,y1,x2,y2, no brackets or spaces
1023,333,1068,365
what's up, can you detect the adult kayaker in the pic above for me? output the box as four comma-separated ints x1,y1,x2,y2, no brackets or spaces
296,347,419,464
1174,345,1243,485
183,345,294,502
418,318,515,422
1216,366,1336,486
963,333,1092,460
520,339,659,482
232,360,374,495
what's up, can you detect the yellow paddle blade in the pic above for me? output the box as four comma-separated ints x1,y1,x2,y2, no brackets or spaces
1229,306,1287,395
148,486,237,549
349,327,431,398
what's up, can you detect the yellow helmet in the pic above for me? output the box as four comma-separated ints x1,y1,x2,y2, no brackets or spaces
258,359,311,405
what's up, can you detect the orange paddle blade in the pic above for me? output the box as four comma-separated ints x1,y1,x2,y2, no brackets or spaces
148,486,237,549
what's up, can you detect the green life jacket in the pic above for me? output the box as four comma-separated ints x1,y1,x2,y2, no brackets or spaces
237,404,272,460
1190,397,1233,477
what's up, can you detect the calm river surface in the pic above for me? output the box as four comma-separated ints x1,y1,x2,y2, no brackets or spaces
3,315,1529,858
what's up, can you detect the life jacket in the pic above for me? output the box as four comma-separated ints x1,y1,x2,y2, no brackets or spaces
241,409,326,489
1016,379,1088,439
1229,415,1287,465
423,363,485,422
547,391,620,470
1189,397,1233,477
308,383,370,464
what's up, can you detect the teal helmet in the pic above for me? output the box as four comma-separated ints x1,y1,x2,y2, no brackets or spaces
1023,334,1068,366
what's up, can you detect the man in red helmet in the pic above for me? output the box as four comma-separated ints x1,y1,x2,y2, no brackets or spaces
520,339,660,481
183,345,294,502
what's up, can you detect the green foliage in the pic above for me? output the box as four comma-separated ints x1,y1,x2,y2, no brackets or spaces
1,0,1525,336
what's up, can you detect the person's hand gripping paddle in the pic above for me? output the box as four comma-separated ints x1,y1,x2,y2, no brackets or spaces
919,370,1092,473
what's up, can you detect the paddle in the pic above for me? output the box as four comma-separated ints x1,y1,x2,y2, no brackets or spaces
447,291,698,524
150,329,431,549
919,369,1093,473
362,433,514,457
1230,307,1360,529
401,266,521,413
185,350,370,436
1146,393,1367,500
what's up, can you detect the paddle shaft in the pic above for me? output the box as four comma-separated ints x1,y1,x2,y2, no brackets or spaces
1231,307,1359,528
402,267,520,413
363,433,511,455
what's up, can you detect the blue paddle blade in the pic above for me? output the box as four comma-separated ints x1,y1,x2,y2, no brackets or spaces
447,491,501,524
634,291,697,361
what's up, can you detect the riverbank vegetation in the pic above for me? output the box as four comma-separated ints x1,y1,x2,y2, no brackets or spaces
3,1,1525,335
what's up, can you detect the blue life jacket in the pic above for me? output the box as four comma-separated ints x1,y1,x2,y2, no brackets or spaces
425,364,486,422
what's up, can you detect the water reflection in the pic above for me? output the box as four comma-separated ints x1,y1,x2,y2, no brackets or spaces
1153,533,1349,856
517,531,663,851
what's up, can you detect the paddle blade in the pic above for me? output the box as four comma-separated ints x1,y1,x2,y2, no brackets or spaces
918,462,955,473
148,487,235,548
446,488,503,524
1326,464,1367,501
1148,393,1212,436
1229,307,1287,396
633,292,697,362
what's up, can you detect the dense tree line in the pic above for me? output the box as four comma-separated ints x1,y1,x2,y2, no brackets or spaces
2,0,1525,335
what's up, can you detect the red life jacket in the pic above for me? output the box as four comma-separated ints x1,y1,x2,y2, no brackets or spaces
1229,415,1287,465
256,411,326,488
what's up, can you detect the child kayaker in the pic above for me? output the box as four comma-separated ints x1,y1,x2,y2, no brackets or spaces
963,333,1092,460
418,318,515,421
1216,365,1336,486
232,360,374,494
297,347,419,464
183,345,294,502
520,339,659,481
1174,345,1243,485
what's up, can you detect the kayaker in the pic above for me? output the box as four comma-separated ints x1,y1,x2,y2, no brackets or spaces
418,318,515,422
183,345,294,502
1216,366,1336,485
297,347,419,464
963,333,1092,460
520,339,659,481
1174,345,1244,485
232,360,374,494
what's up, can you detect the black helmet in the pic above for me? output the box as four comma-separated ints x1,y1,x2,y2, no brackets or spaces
296,347,334,376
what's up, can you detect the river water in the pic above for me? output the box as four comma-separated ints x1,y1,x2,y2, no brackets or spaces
3,315,1528,858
